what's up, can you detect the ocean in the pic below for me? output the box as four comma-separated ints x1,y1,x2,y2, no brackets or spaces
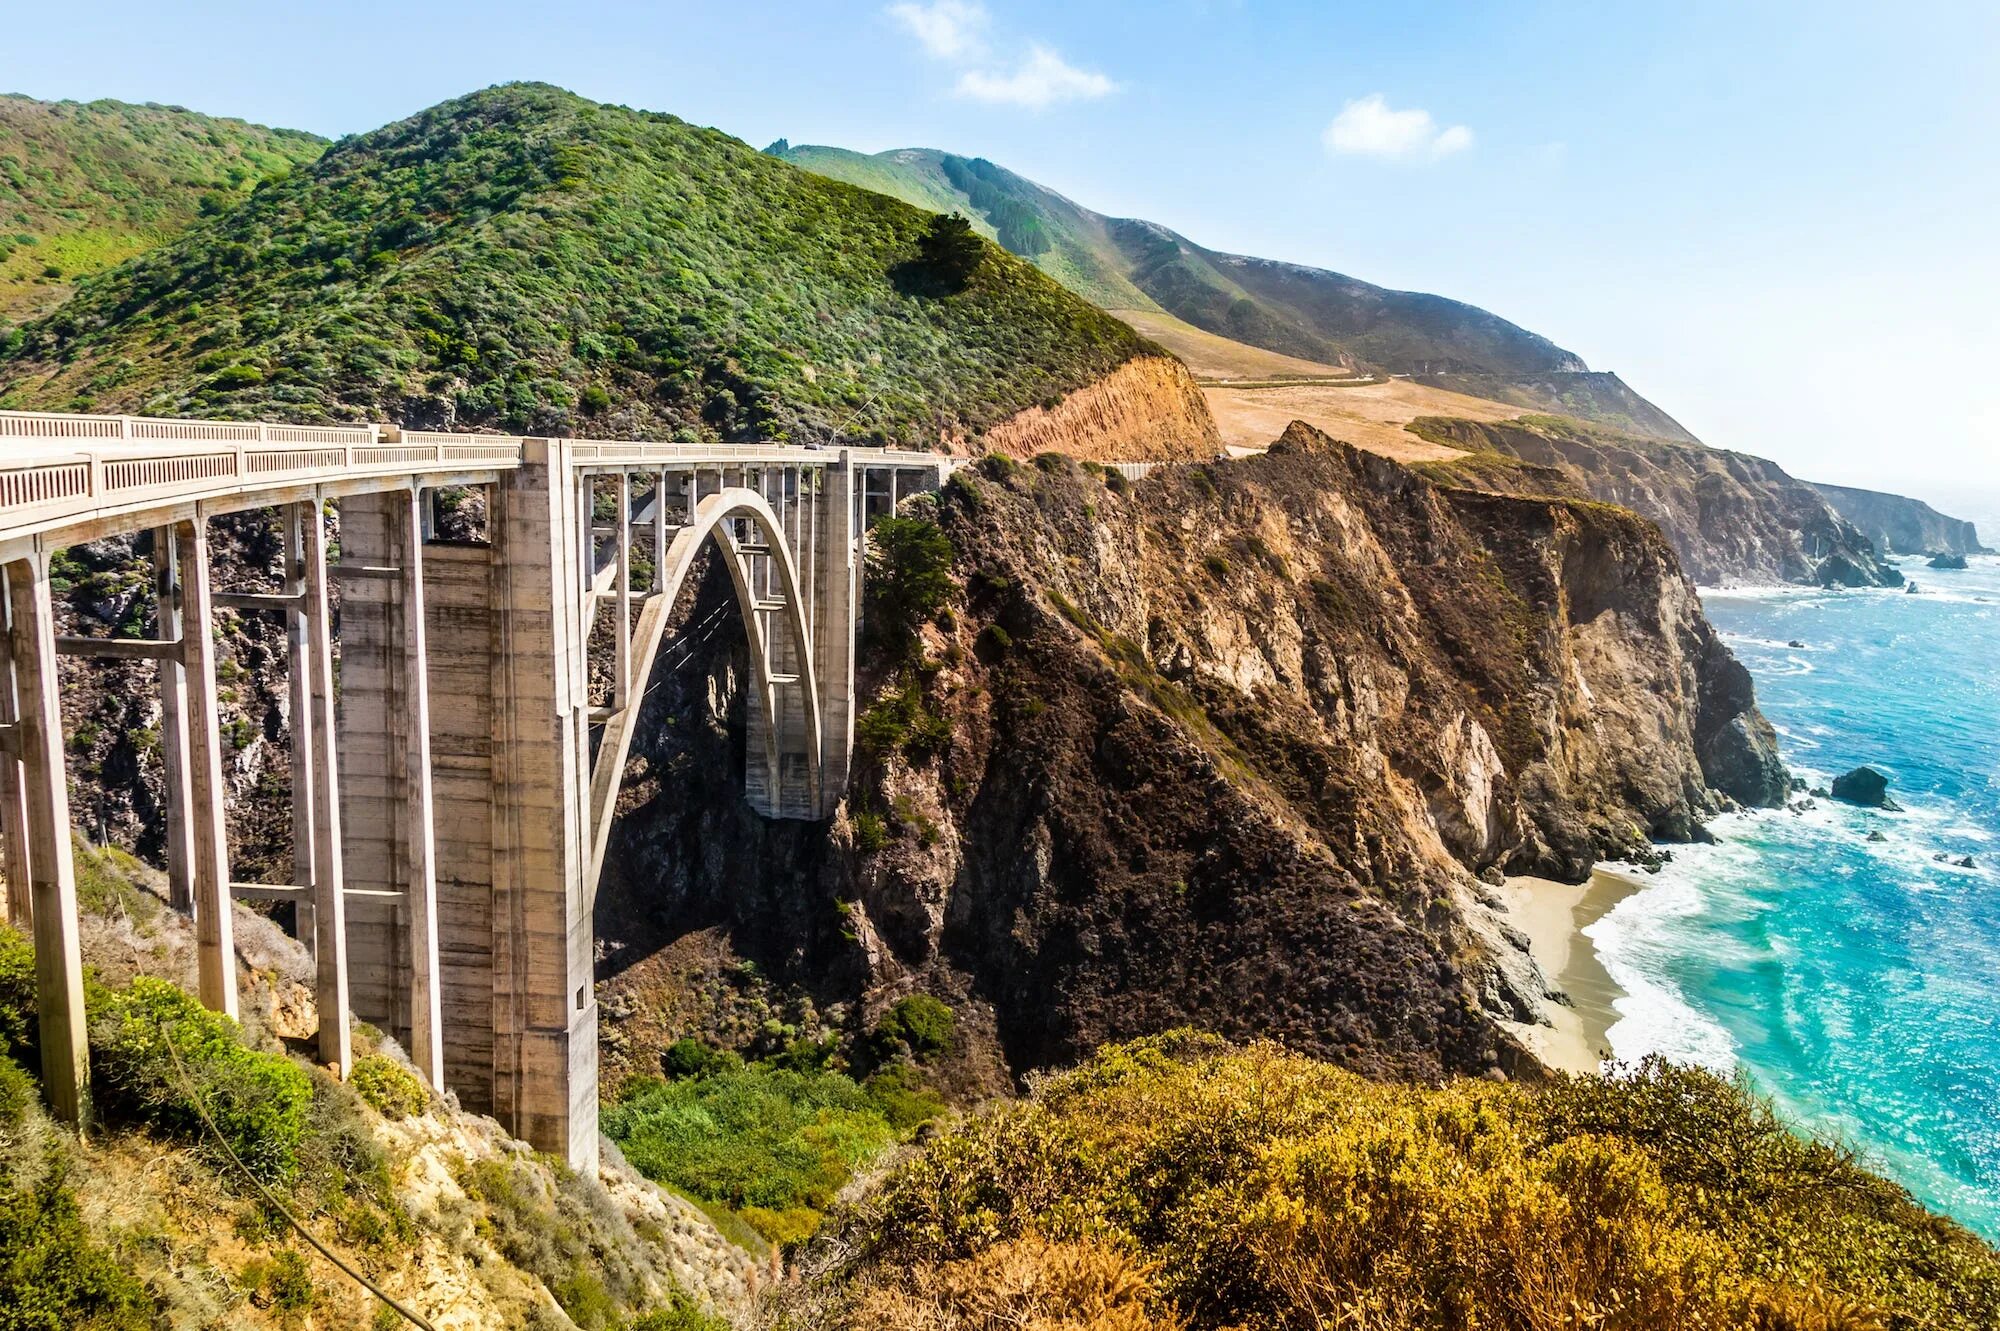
1589,548,2000,1241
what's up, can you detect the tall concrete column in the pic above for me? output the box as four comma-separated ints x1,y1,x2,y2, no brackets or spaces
334,491,441,1085
3,557,89,1126
300,500,350,1074
283,508,317,945
400,491,444,1089
813,451,857,815
489,441,598,1169
423,540,499,1111
150,527,196,915
175,517,238,1020
0,579,33,933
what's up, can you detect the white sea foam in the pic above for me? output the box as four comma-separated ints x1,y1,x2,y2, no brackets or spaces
1589,855,1740,1072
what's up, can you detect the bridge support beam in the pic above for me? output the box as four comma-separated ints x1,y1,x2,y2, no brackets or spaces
283,509,318,947
150,526,197,916
489,441,597,1168
176,517,239,1021
2,556,89,1126
814,452,858,813
334,492,439,1084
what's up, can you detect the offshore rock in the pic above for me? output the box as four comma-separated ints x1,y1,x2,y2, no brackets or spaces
1832,766,1899,810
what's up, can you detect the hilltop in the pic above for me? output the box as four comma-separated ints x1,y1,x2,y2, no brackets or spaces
0,84,1212,454
771,142,1697,440
0,94,324,324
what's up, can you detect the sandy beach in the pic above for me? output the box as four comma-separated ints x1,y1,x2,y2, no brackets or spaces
1496,869,1645,1075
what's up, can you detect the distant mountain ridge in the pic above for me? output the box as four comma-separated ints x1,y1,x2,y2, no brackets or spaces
771,141,1700,442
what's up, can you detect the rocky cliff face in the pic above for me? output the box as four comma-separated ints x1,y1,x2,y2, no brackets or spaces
1410,414,1902,588
1812,482,1990,557
951,353,1220,462
593,424,1783,1087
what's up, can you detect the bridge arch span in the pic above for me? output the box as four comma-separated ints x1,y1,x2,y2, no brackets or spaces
584,486,822,899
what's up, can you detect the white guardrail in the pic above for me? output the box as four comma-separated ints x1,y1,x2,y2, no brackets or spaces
0,411,523,537
0,409,959,550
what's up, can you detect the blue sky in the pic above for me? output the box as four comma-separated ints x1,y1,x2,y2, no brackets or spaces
7,1,1997,505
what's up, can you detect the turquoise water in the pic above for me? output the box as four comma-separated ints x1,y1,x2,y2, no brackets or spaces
1590,551,2000,1239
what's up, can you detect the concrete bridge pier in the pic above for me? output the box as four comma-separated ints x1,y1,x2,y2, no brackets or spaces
335,489,444,1089
0,556,89,1127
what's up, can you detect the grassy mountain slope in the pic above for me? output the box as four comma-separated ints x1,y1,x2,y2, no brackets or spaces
0,84,1163,448
0,94,324,324
774,141,1698,440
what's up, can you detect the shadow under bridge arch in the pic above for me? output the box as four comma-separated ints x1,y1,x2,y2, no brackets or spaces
585,485,824,898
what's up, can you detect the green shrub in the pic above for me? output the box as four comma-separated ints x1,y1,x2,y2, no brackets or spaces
0,1054,32,1132
878,995,955,1061
460,1156,650,1329
865,1060,947,1132
625,1290,733,1331
865,516,956,661
89,976,313,1185
976,624,1012,654
0,1154,156,1330
977,453,1020,482
0,924,37,1061
853,812,890,853
349,1054,429,1119
603,1063,900,1244
662,1037,728,1081
72,840,160,931
241,1248,316,1314
856,680,951,764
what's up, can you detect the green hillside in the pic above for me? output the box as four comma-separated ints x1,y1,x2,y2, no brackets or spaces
0,85,1151,447
772,143,1160,312
774,141,1698,441
0,94,324,324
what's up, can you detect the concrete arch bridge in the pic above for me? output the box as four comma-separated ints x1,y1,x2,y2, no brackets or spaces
0,411,948,1166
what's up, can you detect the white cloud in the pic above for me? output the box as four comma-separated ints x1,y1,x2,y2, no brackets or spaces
1322,94,1474,162
887,0,989,61
954,45,1118,109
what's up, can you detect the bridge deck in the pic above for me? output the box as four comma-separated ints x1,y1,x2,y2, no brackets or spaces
0,409,950,558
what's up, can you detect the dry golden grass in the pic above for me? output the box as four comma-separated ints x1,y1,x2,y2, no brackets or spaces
1106,306,1531,462
848,1235,1184,1331
1107,309,1355,381
1201,376,1528,461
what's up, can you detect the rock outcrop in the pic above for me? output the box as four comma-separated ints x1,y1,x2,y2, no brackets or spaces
1813,482,1990,558
1832,766,1900,810
589,425,1782,1088
958,353,1220,462
1410,415,1902,588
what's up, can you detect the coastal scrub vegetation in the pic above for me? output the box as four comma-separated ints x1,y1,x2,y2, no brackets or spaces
0,83,1152,447
824,1033,2000,1331
604,1028,948,1248
0,94,324,323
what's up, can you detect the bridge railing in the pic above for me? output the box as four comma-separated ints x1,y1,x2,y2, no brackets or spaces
0,408,958,547
0,411,531,546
